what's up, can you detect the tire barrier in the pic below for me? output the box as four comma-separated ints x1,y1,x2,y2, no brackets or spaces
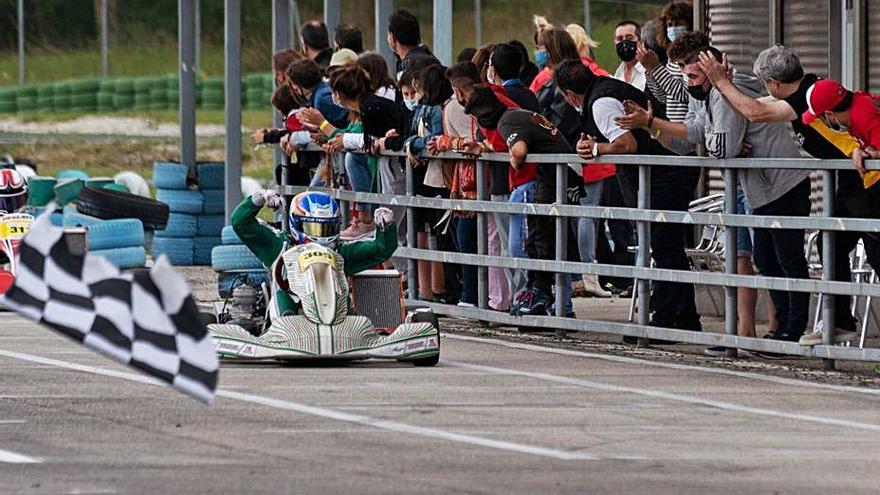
210,244,263,271
77,186,169,230
152,237,195,266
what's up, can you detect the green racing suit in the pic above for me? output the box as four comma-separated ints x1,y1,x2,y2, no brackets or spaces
230,196,398,315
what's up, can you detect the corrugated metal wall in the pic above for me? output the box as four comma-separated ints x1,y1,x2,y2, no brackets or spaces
868,0,880,93
705,0,773,197
782,0,832,77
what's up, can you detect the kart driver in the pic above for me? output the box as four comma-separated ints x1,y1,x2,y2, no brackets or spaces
231,189,398,316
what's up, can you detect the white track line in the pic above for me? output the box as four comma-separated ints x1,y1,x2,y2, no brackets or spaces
0,349,596,461
444,333,880,396
448,361,880,434
0,448,40,463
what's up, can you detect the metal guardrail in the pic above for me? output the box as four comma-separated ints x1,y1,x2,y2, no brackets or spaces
279,146,880,368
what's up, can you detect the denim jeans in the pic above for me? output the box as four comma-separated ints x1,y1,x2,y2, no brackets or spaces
574,180,604,264
649,169,700,329
457,216,478,305
752,179,811,336
345,153,373,212
508,181,535,297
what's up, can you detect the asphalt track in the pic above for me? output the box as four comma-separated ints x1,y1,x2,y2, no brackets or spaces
2,313,880,494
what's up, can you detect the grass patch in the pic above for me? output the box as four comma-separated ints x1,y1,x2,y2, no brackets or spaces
7,108,275,129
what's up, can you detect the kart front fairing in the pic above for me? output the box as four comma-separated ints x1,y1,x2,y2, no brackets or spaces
208,243,440,362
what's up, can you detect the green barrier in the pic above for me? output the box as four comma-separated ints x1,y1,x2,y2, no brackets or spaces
113,94,135,110
28,177,57,207
69,79,99,94
115,79,135,94
16,95,36,111
0,101,15,113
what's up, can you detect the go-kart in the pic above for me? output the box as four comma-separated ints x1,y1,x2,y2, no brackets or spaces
207,242,440,366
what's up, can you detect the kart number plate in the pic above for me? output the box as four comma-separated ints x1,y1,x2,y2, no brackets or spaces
0,214,33,240
298,250,337,271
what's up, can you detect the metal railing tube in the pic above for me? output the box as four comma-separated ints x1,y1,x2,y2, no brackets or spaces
822,170,836,370
555,162,569,336
405,160,418,303
476,160,489,310
723,168,738,358
637,164,651,343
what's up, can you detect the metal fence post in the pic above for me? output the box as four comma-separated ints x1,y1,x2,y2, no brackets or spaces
637,165,651,340
406,159,418,302
555,163,569,337
17,0,25,85
179,0,197,170
723,168,738,358
195,0,202,71
822,170,836,370
432,0,453,66
583,0,591,33
324,0,341,43
376,0,396,76
272,0,292,170
100,0,109,76
474,0,482,46
476,159,489,309
224,0,243,224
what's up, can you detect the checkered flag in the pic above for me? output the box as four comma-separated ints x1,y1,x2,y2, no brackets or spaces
0,210,219,402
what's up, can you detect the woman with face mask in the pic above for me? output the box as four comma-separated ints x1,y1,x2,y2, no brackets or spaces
633,0,695,150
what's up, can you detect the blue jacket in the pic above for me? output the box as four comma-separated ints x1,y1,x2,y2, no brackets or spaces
404,104,443,155
310,82,349,130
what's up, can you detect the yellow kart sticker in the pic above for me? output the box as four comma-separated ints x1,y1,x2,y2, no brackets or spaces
297,250,338,271
0,214,33,240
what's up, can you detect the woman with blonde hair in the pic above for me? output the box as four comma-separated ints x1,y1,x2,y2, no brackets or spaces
565,23,598,62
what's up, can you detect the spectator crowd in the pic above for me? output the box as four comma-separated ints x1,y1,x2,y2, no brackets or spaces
250,1,880,353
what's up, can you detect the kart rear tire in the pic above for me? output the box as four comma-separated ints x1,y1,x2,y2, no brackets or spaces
199,312,217,326
411,353,439,367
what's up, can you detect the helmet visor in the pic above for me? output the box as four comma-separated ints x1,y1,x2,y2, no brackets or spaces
296,217,340,240
0,192,26,215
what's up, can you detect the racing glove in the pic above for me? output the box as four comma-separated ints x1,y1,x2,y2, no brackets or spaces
251,189,284,209
374,207,394,230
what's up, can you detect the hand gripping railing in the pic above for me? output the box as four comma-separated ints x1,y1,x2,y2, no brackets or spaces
278,146,880,368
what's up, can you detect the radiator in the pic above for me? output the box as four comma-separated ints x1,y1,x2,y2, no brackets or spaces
350,269,404,329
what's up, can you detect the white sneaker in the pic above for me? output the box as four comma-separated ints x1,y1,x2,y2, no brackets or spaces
799,321,858,346
457,301,476,308
581,274,612,298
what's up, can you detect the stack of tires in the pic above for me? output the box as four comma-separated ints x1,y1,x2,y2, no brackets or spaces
0,87,16,114
166,74,180,110
35,84,54,113
61,207,148,269
70,79,99,113
150,77,168,111
212,226,265,298
53,82,73,112
133,77,155,112
97,79,116,113
15,87,36,115
244,73,273,110
194,162,226,265
153,162,199,265
113,78,136,111
200,77,224,111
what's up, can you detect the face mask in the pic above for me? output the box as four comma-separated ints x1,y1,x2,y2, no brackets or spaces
404,98,418,111
534,50,550,69
616,40,638,62
825,113,849,132
687,84,710,101
667,26,687,42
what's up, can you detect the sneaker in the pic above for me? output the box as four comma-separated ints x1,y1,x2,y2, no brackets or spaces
339,218,376,241
511,287,554,316
763,329,801,342
704,346,728,357
457,301,476,308
581,274,612,298
798,321,858,346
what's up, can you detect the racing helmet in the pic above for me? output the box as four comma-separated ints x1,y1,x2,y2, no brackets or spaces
0,168,27,215
289,191,341,248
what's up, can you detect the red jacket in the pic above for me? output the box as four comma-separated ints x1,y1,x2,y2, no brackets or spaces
481,86,538,190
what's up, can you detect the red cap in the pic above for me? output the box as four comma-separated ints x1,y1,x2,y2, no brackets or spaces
802,79,848,125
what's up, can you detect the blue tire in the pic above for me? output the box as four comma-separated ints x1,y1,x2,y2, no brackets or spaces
84,219,145,250
197,162,225,190
62,206,104,227
155,213,197,238
211,244,262,271
197,214,225,236
90,246,147,269
156,189,203,214
152,237,194,266
217,270,269,299
153,162,190,190
194,236,222,265
201,189,225,214
221,225,241,245
56,169,90,181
